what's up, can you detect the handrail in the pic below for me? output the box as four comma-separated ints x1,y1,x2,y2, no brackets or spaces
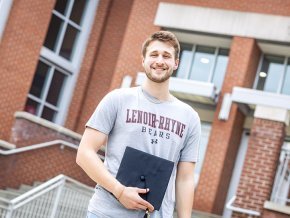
0,139,15,149
0,196,10,203
0,174,94,210
0,140,76,155
0,139,105,159
64,175,94,192
12,180,65,210
0,204,9,209
10,174,65,204
226,196,261,216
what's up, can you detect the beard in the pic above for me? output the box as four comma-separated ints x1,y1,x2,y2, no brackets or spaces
145,67,173,83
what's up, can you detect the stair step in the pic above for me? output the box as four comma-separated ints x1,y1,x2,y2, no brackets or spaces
33,181,42,186
6,187,26,194
0,190,19,199
19,184,34,192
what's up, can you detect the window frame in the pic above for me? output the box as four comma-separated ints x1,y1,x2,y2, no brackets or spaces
176,43,229,92
253,54,290,95
26,57,70,119
45,1,83,62
27,0,99,124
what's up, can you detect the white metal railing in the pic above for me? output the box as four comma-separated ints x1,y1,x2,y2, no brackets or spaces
0,174,94,218
271,143,290,205
0,140,77,155
0,139,105,159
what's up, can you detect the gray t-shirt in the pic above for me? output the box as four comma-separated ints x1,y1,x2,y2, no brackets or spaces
86,86,201,218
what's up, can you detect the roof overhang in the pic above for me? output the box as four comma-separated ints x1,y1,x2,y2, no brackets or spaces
154,2,290,43
219,87,290,120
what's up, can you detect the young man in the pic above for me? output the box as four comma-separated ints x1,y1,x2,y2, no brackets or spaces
76,31,201,218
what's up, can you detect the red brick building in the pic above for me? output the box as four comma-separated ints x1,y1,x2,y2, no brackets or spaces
0,0,289,217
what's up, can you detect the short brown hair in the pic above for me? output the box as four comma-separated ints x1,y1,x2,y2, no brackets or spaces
141,31,180,60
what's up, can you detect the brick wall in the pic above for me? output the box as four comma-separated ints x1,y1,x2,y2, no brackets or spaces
1,0,290,214
263,209,290,218
0,0,56,141
0,145,95,189
0,116,101,189
2,0,290,146
109,0,290,91
194,37,261,215
108,0,161,91
10,116,80,147
73,0,135,133
65,0,112,132
232,119,285,217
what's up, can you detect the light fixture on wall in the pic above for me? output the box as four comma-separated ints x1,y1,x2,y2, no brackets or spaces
200,57,209,64
259,72,267,77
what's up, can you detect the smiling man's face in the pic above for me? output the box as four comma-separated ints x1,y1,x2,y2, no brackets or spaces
142,40,179,83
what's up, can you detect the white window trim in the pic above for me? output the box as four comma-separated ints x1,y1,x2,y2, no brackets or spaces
258,42,290,57
39,0,100,125
183,44,196,79
264,201,290,215
253,54,290,95
40,47,76,73
176,42,229,92
0,0,13,42
27,57,70,119
253,53,264,89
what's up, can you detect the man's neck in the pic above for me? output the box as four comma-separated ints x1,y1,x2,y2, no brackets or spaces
142,78,172,101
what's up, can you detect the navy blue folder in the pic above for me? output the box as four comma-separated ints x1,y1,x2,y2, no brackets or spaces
116,146,174,210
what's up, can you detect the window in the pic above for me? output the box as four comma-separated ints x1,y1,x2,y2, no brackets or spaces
174,43,229,91
25,59,68,121
24,0,99,123
254,55,290,96
44,0,87,61
270,142,290,206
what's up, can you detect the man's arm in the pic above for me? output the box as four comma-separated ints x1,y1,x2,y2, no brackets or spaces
176,161,195,218
76,127,154,211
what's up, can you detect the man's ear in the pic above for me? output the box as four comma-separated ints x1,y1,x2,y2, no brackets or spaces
173,59,179,70
141,56,145,67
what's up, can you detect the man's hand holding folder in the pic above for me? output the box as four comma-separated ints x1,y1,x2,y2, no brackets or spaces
117,186,154,212
116,146,174,216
